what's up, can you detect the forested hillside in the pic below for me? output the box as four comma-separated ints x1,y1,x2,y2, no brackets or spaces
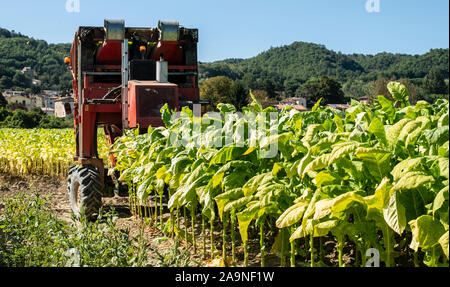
0,27,448,103
199,41,449,99
0,28,72,92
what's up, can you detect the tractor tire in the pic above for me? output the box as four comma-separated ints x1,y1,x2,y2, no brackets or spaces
68,165,103,220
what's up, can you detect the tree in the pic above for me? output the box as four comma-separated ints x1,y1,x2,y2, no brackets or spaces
0,89,7,108
423,68,448,95
297,76,346,107
230,81,249,111
12,71,32,88
200,76,235,109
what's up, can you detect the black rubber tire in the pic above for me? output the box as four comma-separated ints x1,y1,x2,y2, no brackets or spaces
68,165,102,219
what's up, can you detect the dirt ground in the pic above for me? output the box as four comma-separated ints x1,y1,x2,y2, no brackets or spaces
0,173,360,267
0,173,272,267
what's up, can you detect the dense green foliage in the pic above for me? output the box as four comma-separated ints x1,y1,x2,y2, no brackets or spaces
199,42,449,101
113,82,449,267
0,28,72,92
0,107,73,129
0,193,150,267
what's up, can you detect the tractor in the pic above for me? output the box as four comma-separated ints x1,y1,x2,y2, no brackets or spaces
66,19,205,218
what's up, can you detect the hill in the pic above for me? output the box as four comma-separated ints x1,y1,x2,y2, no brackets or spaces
0,28,72,92
199,41,449,95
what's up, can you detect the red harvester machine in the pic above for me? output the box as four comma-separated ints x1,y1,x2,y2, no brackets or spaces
66,19,204,218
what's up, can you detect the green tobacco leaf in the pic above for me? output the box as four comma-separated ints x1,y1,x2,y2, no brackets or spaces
297,151,313,177
368,117,387,145
398,120,422,145
365,177,392,211
386,118,413,147
312,98,323,111
438,157,449,178
392,171,434,191
439,231,449,259
391,158,423,181
424,126,449,147
331,192,365,219
209,146,246,166
302,124,324,149
315,171,338,187
302,154,331,178
237,203,260,243
355,147,391,181
314,198,334,220
276,202,308,228
409,215,446,251
383,191,406,235
377,95,396,122
433,186,449,215
387,81,409,105
314,220,339,237
329,141,361,164
242,173,272,196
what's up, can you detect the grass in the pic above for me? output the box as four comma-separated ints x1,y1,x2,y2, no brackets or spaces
0,193,192,267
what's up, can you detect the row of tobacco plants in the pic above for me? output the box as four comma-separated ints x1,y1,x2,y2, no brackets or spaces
112,82,449,267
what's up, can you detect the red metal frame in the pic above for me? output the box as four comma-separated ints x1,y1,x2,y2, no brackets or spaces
69,22,201,185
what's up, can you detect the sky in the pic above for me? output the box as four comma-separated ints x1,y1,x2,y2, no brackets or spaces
0,0,448,62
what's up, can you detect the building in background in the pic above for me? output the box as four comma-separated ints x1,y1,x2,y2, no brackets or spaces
54,97,74,118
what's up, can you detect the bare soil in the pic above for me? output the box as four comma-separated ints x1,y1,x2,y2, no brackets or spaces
0,173,357,267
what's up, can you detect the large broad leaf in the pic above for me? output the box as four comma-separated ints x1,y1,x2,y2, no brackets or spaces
438,157,449,179
276,202,308,228
302,153,332,178
329,141,361,164
368,117,387,145
242,172,272,196
297,151,313,177
391,158,423,181
377,95,396,122
314,171,339,187
209,146,247,166
409,215,446,251
383,191,406,235
314,198,335,220
236,202,260,243
439,231,449,259
314,220,340,237
386,118,413,147
433,186,449,215
302,124,324,149
398,120,422,146
387,81,409,106
331,192,366,219
424,126,449,147
355,147,391,181
392,171,434,191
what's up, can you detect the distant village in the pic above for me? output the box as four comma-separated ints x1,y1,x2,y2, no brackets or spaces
1,67,74,118
3,67,357,117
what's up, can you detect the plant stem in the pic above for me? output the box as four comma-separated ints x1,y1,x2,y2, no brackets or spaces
290,238,296,267
210,218,215,259
183,207,188,243
280,228,286,267
202,215,206,259
159,192,163,228
384,226,391,267
337,236,343,267
191,207,196,253
231,210,236,265
222,213,228,266
260,218,265,267
244,241,248,267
